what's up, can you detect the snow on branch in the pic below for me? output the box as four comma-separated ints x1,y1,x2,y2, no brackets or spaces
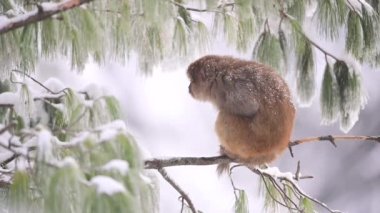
0,0,94,34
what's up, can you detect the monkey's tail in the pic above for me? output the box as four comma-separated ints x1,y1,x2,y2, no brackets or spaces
217,146,231,176
216,161,230,176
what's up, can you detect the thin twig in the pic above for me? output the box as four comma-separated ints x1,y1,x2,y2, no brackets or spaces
229,165,241,200
282,13,342,62
12,70,69,95
157,168,197,213
282,177,341,213
259,172,299,211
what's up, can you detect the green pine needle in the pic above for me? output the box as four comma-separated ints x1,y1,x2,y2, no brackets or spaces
252,32,284,73
345,11,364,60
320,63,340,124
234,190,249,213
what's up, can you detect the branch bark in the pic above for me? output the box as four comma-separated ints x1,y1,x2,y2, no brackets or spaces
0,0,94,34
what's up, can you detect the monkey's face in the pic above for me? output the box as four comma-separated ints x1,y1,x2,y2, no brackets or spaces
187,60,216,101
188,78,211,101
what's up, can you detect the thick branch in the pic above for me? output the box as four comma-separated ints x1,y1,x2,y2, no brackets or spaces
144,135,380,169
145,155,230,169
0,0,94,34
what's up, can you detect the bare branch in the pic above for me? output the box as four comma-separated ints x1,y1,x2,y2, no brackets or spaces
290,135,380,147
157,168,197,213
0,0,94,34
12,70,69,95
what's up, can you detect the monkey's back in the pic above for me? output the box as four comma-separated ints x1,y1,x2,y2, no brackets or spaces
215,62,295,165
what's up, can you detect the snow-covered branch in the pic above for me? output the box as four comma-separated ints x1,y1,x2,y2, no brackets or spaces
0,0,94,34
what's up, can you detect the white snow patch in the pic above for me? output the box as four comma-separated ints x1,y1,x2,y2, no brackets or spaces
140,173,153,184
259,167,294,181
84,100,94,107
97,120,128,141
36,129,53,160
54,131,92,147
59,157,79,168
99,129,119,141
0,16,10,29
90,176,126,195
97,120,127,131
43,78,66,93
81,83,105,99
101,159,129,175
70,131,90,144
0,9,38,30
41,2,60,12
0,92,19,105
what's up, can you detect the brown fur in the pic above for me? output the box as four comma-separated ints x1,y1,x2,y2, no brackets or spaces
187,55,295,174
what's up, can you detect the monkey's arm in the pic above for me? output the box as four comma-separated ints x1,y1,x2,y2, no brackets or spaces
215,76,259,117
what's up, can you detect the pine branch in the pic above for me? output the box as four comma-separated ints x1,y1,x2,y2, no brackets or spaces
0,0,94,34
283,12,342,62
251,167,341,213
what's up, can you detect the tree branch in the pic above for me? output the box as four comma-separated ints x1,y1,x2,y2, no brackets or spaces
144,135,380,169
282,13,342,62
290,135,380,147
157,168,197,213
0,0,94,34
145,155,230,169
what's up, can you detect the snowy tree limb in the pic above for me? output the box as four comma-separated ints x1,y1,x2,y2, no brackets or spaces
0,0,94,34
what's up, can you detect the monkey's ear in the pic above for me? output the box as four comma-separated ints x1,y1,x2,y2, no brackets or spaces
217,78,259,117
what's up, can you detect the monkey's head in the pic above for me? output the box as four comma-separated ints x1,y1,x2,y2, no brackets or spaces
186,55,224,101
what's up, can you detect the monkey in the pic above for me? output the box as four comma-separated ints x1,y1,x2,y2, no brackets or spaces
187,55,295,174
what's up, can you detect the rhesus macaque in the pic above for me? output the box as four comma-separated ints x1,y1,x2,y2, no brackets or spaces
187,55,295,174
